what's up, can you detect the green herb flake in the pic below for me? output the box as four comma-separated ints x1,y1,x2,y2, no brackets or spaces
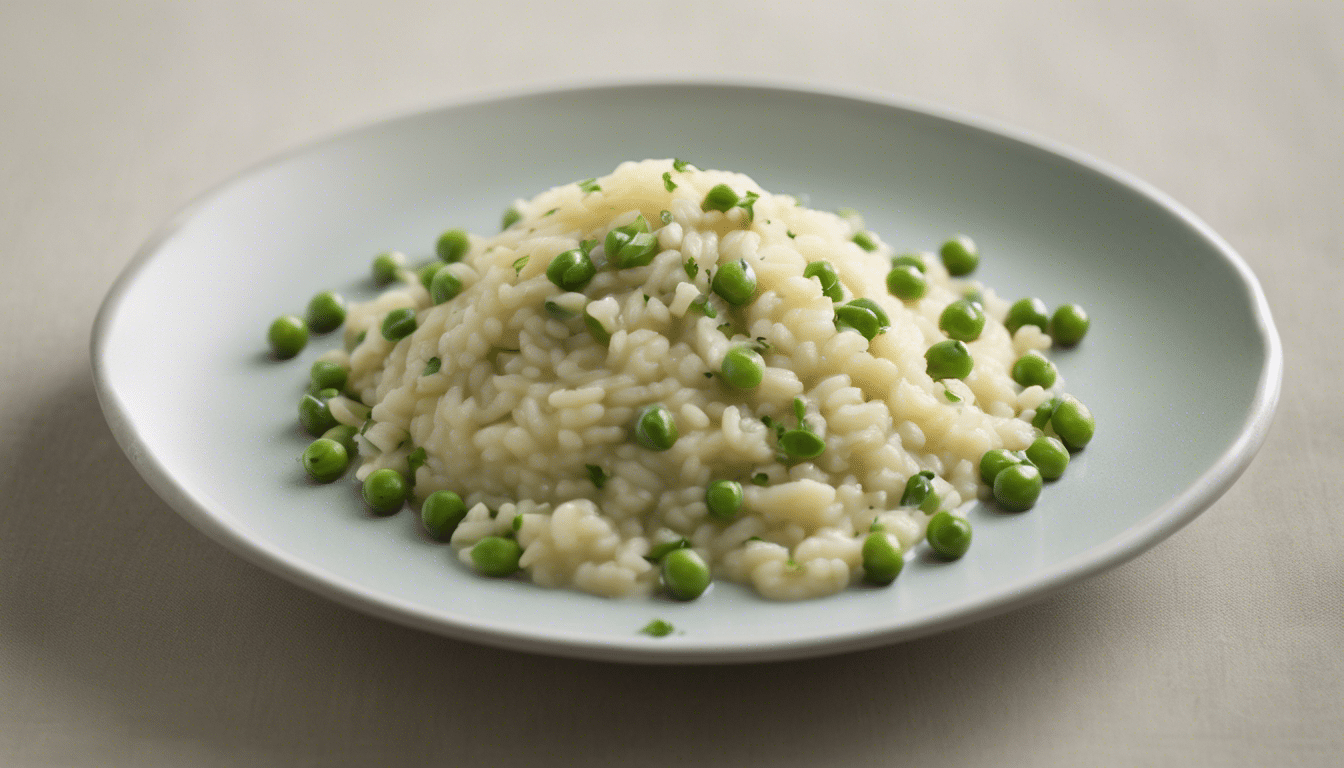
944,389,962,403
786,230,797,239
663,172,677,192
660,210,674,225
704,371,714,379
578,178,601,194
672,158,691,172
586,464,609,489
689,295,718,319
751,473,770,486
641,619,675,638
513,255,529,275
754,337,772,351
717,323,734,336
737,190,761,224
684,259,699,279
544,207,559,217
643,293,652,304
422,357,442,376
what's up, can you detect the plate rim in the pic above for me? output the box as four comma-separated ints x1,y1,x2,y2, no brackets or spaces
90,76,1284,664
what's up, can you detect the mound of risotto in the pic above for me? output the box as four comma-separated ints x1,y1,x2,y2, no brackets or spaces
284,159,1094,601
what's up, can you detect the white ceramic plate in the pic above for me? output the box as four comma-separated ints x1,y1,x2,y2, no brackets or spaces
92,81,1281,663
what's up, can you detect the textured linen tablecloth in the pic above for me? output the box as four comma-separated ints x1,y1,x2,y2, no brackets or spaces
1,2,1339,765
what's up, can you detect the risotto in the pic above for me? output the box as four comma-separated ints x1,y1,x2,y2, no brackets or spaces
274,159,1095,601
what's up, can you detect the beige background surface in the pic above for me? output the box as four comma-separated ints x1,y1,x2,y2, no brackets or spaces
2,1,1340,765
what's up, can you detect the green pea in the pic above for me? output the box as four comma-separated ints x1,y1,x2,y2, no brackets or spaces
500,207,522,230
583,306,611,346
803,260,844,302
706,480,744,521
925,339,973,380
900,470,941,514
305,292,347,334
436,229,470,262
267,315,308,359
430,268,463,304
372,251,403,285
1050,304,1090,346
362,468,408,515
940,235,979,276
720,346,765,389
1005,297,1050,335
701,184,739,212
381,308,417,341
778,429,826,460
852,231,879,251
472,536,523,577
939,299,986,342
417,262,444,291
834,299,889,341
891,253,927,272
646,537,689,562
661,548,711,600
862,532,904,585
993,463,1043,511
605,215,661,269
1011,351,1058,388
321,424,359,457
1051,395,1095,450
926,512,972,559
301,438,348,483
421,490,467,541
711,258,757,305
886,265,927,302
1031,396,1058,429
1026,436,1069,480
634,404,679,451
978,448,1023,485
298,391,339,436
309,360,348,392
546,248,597,291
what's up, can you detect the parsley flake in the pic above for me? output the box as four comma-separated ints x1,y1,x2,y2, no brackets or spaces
660,210,673,225
689,295,718,318
578,178,601,194
944,389,962,403
513,255,529,275
751,473,770,486
672,158,691,172
544,207,559,216
684,259,698,279
586,464,609,489
663,172,677,192
422,357,441,376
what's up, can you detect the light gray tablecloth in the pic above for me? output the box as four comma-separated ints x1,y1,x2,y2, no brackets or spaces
2,2,1339,765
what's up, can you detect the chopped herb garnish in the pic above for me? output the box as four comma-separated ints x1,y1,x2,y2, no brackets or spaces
793,397,807,424
578,178,601,194
754,337,772,351
786,230,797,239
422,357,441,376
641,619,675,638
512,255,529,275
944,389,962,403
544,207,558,216
717,323,734,336
643,293,651,304
775,398,826,462
737,190,760,224
586,464,609,489
684,259,699,279
751,473,770,486
672,158,691,172
688,295,718,318
660,210,673,225
704,371,714,379
663,172,677,192
852,231,878,251
746,536,764,542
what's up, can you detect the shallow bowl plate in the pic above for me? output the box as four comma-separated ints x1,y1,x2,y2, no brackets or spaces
92,81,1281,663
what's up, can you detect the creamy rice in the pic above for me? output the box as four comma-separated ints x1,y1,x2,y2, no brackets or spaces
319,160,1058,600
